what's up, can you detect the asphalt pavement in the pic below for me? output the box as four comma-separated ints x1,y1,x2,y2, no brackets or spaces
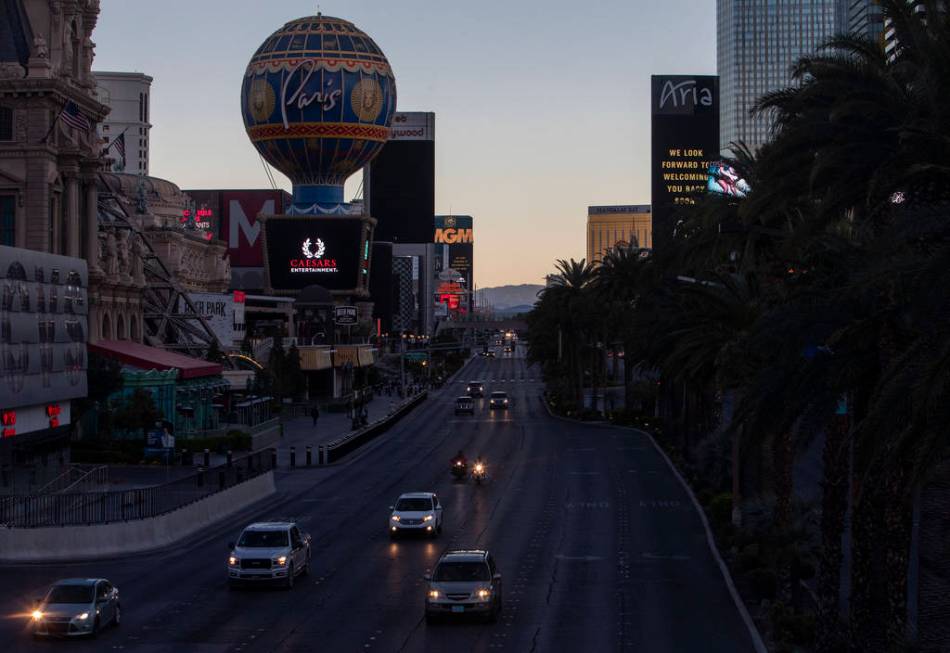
0,343,758,652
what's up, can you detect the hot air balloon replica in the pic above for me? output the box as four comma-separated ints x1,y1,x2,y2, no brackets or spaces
243,14,396,299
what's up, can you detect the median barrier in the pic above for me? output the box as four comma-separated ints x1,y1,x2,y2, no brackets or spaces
0,471,276,563
324,392,427,464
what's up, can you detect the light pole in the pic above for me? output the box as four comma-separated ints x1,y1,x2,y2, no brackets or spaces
400,333,407,398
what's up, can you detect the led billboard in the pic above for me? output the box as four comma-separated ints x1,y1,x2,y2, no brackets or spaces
263,217,372,294
651,75,720,250
433,215,474,316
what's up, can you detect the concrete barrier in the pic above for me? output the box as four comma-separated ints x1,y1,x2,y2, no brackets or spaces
0,471,276,563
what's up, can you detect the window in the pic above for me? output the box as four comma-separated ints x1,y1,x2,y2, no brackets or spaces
0,107,14,142
0,196,14,246
139,93,144,122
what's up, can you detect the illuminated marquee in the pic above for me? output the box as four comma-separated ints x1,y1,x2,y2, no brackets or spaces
434,228,473,245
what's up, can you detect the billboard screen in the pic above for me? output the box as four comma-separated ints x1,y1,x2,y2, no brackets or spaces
366,114,435,244
707,161,751,198
651,75,720,250
264,217,370,293
0,246,88,417
183,189,290,268
433,215,474,316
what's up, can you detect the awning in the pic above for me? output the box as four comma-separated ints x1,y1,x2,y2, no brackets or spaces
90,340,223,380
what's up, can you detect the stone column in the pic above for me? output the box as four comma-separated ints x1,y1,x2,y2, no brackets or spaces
66,176,80,257
84,179,100,272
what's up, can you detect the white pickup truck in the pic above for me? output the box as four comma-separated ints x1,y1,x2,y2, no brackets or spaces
227,521,311,589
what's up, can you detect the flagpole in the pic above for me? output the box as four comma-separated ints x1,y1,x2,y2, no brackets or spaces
40,99,68,145
103,127,128,154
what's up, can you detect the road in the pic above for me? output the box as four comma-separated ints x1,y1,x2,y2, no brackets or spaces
0,344,757,652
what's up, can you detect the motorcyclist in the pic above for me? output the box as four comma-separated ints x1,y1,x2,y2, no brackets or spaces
473,455,486,473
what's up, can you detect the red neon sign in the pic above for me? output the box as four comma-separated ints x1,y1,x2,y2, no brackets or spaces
2,410,15,426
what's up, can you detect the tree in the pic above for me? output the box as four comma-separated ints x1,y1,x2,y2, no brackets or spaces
112,389,161,441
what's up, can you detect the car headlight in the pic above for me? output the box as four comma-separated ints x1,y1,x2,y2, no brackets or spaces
428,590,440,599
275,556,288,566
228,555,239,566
391,515,400,522
477,589,491,599
423,514,433,522
75,612,89,621
31,610,43,621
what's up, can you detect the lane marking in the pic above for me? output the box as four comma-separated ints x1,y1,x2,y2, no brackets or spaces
641,552,692,561
555,554,604,562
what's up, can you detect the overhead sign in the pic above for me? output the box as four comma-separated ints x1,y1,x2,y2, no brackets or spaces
334,305,358,326
651,75,719,250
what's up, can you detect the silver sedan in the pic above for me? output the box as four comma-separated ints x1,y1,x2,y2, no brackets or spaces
31,578,120,638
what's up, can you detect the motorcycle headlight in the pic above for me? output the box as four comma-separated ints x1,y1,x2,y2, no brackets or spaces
475,464,484,473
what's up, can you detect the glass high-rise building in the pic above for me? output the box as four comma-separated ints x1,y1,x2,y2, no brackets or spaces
717,0,841,155
848,0,885,42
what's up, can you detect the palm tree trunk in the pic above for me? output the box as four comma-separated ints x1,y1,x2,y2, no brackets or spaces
849,474,887,652
773,430,794,531
815,412,849,652
882,459,913,649
623,337,635,410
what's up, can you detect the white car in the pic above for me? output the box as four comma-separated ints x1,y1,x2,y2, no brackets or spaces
227,521,311,588
389,492,443,538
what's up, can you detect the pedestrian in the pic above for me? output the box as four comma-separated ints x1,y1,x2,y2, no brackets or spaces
311,405,320,427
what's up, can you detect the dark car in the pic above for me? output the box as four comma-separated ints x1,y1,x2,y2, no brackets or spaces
467,381,484,397
455,396,475,415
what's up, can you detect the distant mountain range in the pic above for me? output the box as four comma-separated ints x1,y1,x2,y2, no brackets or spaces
476,284,544,313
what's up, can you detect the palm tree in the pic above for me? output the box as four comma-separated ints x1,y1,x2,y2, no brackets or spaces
597,243,652,411
537,258,597,412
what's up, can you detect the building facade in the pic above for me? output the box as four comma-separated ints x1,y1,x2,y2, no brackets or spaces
587,205,651,264
717,0,840,154
848,0,885,42
363,111,435,244
93,71,151,175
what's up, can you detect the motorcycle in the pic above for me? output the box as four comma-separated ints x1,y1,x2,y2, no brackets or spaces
451,460,468,481
472,462,487,485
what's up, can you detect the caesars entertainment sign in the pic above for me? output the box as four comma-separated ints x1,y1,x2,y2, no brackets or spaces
262,216,373,296
650,75,720,250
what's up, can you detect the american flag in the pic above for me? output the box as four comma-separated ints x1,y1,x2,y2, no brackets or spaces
59,101,91,131
113,131,126,161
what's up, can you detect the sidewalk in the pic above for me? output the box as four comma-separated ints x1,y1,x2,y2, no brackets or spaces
191,390,424,469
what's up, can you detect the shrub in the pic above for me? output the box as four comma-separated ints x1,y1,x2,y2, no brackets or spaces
707,493,733,529
748,568,778,600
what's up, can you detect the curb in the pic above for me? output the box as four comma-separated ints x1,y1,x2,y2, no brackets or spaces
540,395,768,653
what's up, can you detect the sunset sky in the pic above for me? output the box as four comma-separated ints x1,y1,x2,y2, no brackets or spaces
94,0,717,287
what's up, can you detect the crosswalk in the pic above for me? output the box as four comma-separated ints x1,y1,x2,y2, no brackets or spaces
456,378,539,384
